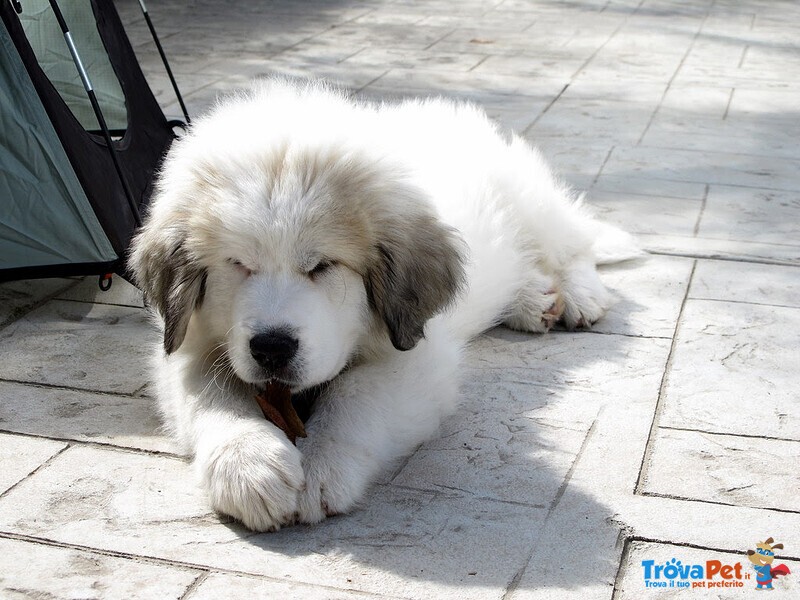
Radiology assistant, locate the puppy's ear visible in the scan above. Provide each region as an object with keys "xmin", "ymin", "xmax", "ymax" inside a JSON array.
[
  {"xmin": 367, "ymin": 213, "xmax": 465, "ymax": 351},
  {"xmin": 129, "ymin": 225, "xmax": 207, "ymax": 354}
]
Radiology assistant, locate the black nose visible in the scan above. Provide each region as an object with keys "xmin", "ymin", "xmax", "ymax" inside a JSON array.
[{"xmin": 249, "ymin": 330, "xmax": 298, "ymax": 372}]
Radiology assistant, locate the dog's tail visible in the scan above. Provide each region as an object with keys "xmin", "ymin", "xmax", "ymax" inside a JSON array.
[
  {"xmin": 568, "ymin": 190, "xmax": 644, "ymax": 265},
  {"xmin": 588, "ymin": 219, "xmax": 645, "ymax": 265}
]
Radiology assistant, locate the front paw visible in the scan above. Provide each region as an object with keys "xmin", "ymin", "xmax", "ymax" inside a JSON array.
[
  {"xmin": 296, "ymin": 442, "xmax": 372, "ymax": 524},
  {"xmin": 200, "ymin": 426, "xmax": 305, "ymax": 532}
]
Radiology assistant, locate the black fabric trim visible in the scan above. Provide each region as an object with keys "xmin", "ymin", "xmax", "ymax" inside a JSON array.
[{"xmin": 0, "ymin": 260, "xmax": 121, "ymax": 283}]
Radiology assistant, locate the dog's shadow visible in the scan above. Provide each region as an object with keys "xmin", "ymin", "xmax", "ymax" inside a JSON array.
[{"xmin": 232, "ymin": 278, "xmax": 652, "ymax": 595}]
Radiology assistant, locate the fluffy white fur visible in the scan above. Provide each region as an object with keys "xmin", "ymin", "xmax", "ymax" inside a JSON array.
[{"xmin": 129, "ymin": 79, "xmax": 639, "ymax": 531}]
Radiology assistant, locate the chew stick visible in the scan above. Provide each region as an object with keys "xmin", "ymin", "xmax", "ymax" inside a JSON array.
[{"xmin": 254, "ymin": 381, "xmax": 307, "ymax": 444}]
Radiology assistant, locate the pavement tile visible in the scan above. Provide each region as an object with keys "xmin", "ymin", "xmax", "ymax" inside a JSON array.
[
  {"xmin": 636, "ymin": 235, "xmax": 800, "ymax": 266},
  {"xmin": 641, "ymin": 427, "xmax": 800, "ymax": 511},
  {"xmin": 391, "ymin": 377, "xmax": 594, "ymax": 506},
  {"xmin": 593, "ymin": 255, "xmax": 693, "ymax": 338},
  {"xmin": 752, "ymin": 3, "xmax": 800, "ymax": 28},
  {"xmin": 587, "ymin": 189, "xmax": 701, "ymax": 238},
  {"xmin": 541, "ymin": 11, "xmax": 627, "ymax": 36},
  {"xmin": 673, "ymin": 71, "xmax": 800, "ymax": 93},
  {"xmin": 0, "ymin": 301, "xmax": 153, "ymax": 395},
  {"xmin": 698, "ymin": 186, "xmax": 800, "ymax": 246},
  {"xmin": 311, "ymin": 22, "xmax": 457, "ymax": 52},
  {"xmin": 0, "ymin": 381, "xmax": 173, "ymax": 454},
  {"xmin": 163, "ymin": 90, "xmax": 224, "ymax": 123},
  {"xmin": 464, "ymin": 327, "xmax": 671, "ymax": 401},
  {"xmin": 500, "ymin": 331, "xmax": 674, "ymax": 599},
  {"xmin": 421, "ymin": 14, "xmax": 537, "ymax": 34},
  {"xmin": 351, "ymin": 9, "xmax": 430, "ymax": 26},
  {"xmin": 484, "ymin": 107, "xmax": 542, "ymax": 138},
  {"xmin": 133, "ymin": 47, "xmax": 229, "ymax": 80},
  {"xmin": 659, "ymin": 85, "xmax": 733, "ymax": 117},
  {"xmin": 427, "ymin": 38, "xmax": 530, "ymax": 58},
  {"xmin": 224, "ymin": 61, "xmax": 387, "ymax": 96},
  {"xmin": 741, "ymin": 48, "xmax": 800, "ymax": 80},
  {"xmin": 727, "ymin": 88, "xmax": 800, "ymax": 122},
  {"xmin": 641, "ymin": 113, "xmax": 799, "ymax": 160},
  {"xmin": 267, "ymin": 41, "xmax": 369, "ymax": 67},
  {"xmin": 660, "ymin": 298, "xmax": 800, "ymax": 440},
  {"xmin": 55, "ymin": 276, "xmax": 144, "ymax": 308},
  {"xmin": 739, "ymin": 53, "xmax": 797, "ymax": 83},
  {"xmin": 701, "ymin": 11, "xmax": 756, "ymax": 36},
  {"xmin": 603, "ymin": 146, "xmax": 800, "ymax": 192},
  {"xmin": 0, "ymin": 433, "xmax": 67, "ymax": 496},
  {"xmin": 560, "ymin": 79, "xmax": 667, "ymax": 105},
  {"xmin": 0, "ymin": 445, "xmax": 546, "ymax": 600},
  {"xmin": 362, "ymin": 68, "xmax": 567, "ymax": 99},
  {"xmin": 615, "ymin": 540, "xmax": 798, "ymax": 598},
  {"xmin": 0, "ymin": 279, "xmax": 78, "ymax": 330},
  {"xmin": 677, "ymin": 41, "xmax": 748, "ymax": 81},
  {"xmin": 394, "ymin": 318, "xmax": 673, "ymax": 515},
  {"xmin": 592, "ymin": 173, "xmax": 707, "ymax": 201},
  {"xmin": 0, "ymin": 537, "xmax": 199, "ymax": 600},
  {"xmin": 603, "ymin": 25, "xmax": 697, "ymax": 52},
  {"xmin": 529, "ymin": 98, "xmax": 656, "ymax": 146},
  {"xmin": 690, "ymin": 260, "xmax": 800, "ymax": 308},
  {"xmin": 506, "ymin": 493, "xmax": 624, "ymax": 600},
  {"xmin": 191, "ymin": 572, "xmax": 394, "ymax": 600},
  {"xmin": 525, "ymin": 138, "xmax": 611, "ymax": 190},
  {"xmin": 475, "ymin": 54, "xmax": 586, "ymax": 80},
  {"xmin": 359, "ymin": 81, "xmax": 556, "ymax": 147},
  {"xmin": 343, "ymin": 48, "xmax": 486, "ymax": 72},
  {"xmin": 575, "ymin": 58, "xmax": 685, "ymax": 84},
  {"xmin": 145, "ymin": 70, "xmax": 227, "ymax": 113},
  {"xmin": 620, "ymin": 495, "xmax": 800, "ymax": 568}
]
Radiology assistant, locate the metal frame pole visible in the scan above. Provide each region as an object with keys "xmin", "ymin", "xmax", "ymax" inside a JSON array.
[
  {"xmin": 137, "ymin": 0, "xmax": 191, "ymax": 125},
  {"xmin": 47, "ymin": 0, "xmax": 142, "ymax": 227}
]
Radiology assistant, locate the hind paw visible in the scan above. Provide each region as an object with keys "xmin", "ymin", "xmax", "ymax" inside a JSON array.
[
  {"xmin": 559, "ymin": 262, "xmax": 614, "ymax": 329},
  {"xmin": 504, "ymin": 286, "xmax": 565, "ymax": 333},
  {"xmin": 541, "ymin": 290, "xmax": 565, "ymax": 329}
]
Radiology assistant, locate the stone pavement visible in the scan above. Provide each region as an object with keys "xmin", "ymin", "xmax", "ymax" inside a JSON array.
[{"xmin": 1, "ymin": 0, "xmax": 799, "ymax": 598}]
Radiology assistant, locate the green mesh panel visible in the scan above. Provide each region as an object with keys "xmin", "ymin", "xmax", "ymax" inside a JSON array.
[
  {"xmin": 19, "ymin": 0, "xmax": 128, "ymax": 132},
  {"xmin": 0, "ymin": 22, "xmax": 117, "ymax": 269}
]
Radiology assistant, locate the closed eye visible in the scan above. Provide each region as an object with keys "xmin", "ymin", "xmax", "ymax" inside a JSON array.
[
  {"xmin": 227, "ymin": 258, "xmax": 253, "ymax": 277},
  {"xmin": 307, "ymin": 259, "xmax": 335, "ymax": 279}
]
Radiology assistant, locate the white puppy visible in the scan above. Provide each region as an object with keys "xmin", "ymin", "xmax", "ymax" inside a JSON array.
[{"xmin": 129, "ymin": 79, "xmax": 638, "ymax": 531}]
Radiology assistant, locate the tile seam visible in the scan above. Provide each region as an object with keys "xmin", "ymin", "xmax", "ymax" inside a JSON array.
[
  {"xmin": 0, "ymin": 429, "xmax": 184, "ymax": 461},
  {"xmin": 0, "ymin": 443, "xmax": 72, "ymax": 501},
  {"xmin": 633, "ymin": 260, "xmax": 697, "ymax": 494},
  {"xmin": 658, "ymin": 425, "xmax": 799, "ymax": 444},
  {"xmin": 639, "ymin": 491, "xmax": 800, "ymax": 515},
  {"xmin": 0, "ymin": 378, "xmax": 145, "ymax": 398}
]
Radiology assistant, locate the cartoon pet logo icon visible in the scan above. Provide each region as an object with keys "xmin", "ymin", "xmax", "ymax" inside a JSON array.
[{"xmin": 747, "ymin": 537, "xmax": 791, "ymax": 590}]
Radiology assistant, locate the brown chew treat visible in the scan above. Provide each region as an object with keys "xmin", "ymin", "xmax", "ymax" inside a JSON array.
[{"xmin": 254, "ymin": 381, "xmax": 307, "ymax": 445}]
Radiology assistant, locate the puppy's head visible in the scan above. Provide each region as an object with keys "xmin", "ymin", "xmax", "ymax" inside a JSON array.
[{"xmin": 129, "ymin": 139, "xmax": 464, "ymax": 392}]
